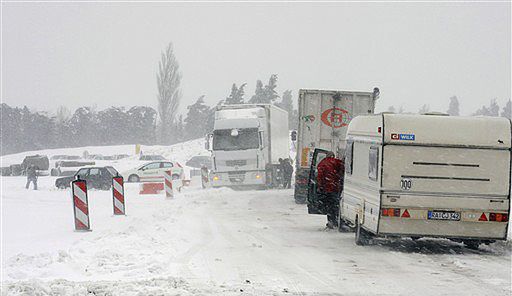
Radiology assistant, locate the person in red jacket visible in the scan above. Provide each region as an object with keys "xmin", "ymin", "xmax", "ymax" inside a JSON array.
[{"xmin": 317, "ymin": 151, "xmax": 345, "ymax": 229}]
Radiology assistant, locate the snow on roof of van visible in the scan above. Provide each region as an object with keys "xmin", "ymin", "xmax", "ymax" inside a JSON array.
[{"xmin": 348, "ymin": 114, "xmax": 511, "ymax": 149}]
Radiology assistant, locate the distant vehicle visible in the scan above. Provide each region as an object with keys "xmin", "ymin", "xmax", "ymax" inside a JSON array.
[
  {"xmin": 90, "ymin": 154, "xmax": 104, "ymax": 160},
  {"xmin": 10, "ymin": 164, "xmax": 22, "ymax": 176},
  {"xmin": 102, "ymin": 155, "xmax": 117, "ymax": 160},
  {"xmin": 50, "ymin": 155, "xmax": 81, "ymax": 160},
  {"xmin": 122, "ymin": 161, "xmax": 183, "ymax": 183},
  {"xmin": 21, "ymin": 155, "xmax": 50, "ymax": 174},
  {"xmin": 114, "ymin": 154, "xmax": 130, "ymax": 160},
  {"xmin": 55, "ymin": 166, "xmax": 119, "ymax": 190},
  {"xmin": 307, "ymin": 114, "xmax": 511, "ymax": 249},
  {"xmin": 1, "ymin": 167, "xmax": 11, "ymax": 176},
  {"xmin": 52, "ymin": 160, "xmax": 96, "ymax": 176},
  {"xmin": 54, "ymin": 160, "xmax": 95, "ymax": 168},
  {"xmin": 185, "ymin": 155, "xmax": 212, "ymax": 169},
  {"xmin": 294, "ymin": 88, "xmax": 379, "ymax": 203},
  {"xmin": 139, "ymin": 155, "xmax": 166, "ymax": 161},
  {"xmin": 206, "ymin": 104, "xmax": 290, "ymax": 189}
]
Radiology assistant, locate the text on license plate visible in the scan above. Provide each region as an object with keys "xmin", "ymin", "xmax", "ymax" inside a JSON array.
[{"xmin": 428, "ymin": 211, "xmax": 461, "ymax": 221}]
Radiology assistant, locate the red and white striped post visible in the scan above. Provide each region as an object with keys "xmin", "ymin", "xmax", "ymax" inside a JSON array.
[
  {"xmin": 72, "ymin": 178, "xmax": 91, "ymax": 231},
  {"xmin": 112, "ymin": 175, "xmax": 126, "ymax": 215},
  {"xmin": 163, "ymin": 170, "xmax": 173, "ymax": 198}
]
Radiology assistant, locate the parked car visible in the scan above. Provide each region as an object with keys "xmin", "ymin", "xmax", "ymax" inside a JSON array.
[
  {"xmin": 185, "ymin": 155, "xmax": 212, "ymax": 169},
  {"xmin": 122, "ymin": 161, "xmax": 183, "ymax": 182},
  {"xmin": 139, "ymin": 155, "xmax": 166, "ymax": 161},
  {"xmin": 55, "ymin": 166, "xmax": 119, "ymax": 190}
]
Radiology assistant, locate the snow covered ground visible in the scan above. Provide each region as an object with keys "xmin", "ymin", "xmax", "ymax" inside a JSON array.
[{"xmin": 1, "ymin": 140, "xmax": 511, "ymax": 295}]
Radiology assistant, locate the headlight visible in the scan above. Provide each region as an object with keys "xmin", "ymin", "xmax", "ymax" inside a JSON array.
[
  {"xmin": 213, "ymin": 175, "xmax": 220, "ymax": 181},
  {"xmin": 255, "ymin": 174, "xmax": 261, "ymax": 179}
]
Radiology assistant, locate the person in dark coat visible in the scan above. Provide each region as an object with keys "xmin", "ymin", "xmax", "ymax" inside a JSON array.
[
  {"xmin": 25, "ymin": 164, "xmax": 38, "ymax": 190},
  {"xmin": 317, "ymin": 151, "xmax": 344, "ymax": 228},
  {"xmin": 282, "ymin": 158, "xmax": 294, "ymax": 189},
  {"xmin": 278, "ymin": 158, "xmax": 285, "ymax": 187}
]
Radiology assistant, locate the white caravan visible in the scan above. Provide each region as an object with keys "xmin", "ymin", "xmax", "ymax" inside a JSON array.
[
  {"xmin": 308, "ymin": 113, "xmax": 511, "ymax": 248},
  {"xmin": 206, "ymin": 104, "xmax": 290, "ymax": 189}
]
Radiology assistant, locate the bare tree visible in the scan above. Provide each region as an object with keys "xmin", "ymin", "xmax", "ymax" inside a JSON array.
[{"xmin": 157, "ymin": 42, "xmax": 182, "ymax": 144}]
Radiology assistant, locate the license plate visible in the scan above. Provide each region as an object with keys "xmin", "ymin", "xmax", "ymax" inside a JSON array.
[{"xmin": 428, "ymin": 211, "xmax": 461, "ymax": 221}]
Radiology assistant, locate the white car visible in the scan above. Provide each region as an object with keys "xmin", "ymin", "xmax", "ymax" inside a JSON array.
[{"xmin": 123, "ymin": 161, "xmax": 183, "ymax": 183}]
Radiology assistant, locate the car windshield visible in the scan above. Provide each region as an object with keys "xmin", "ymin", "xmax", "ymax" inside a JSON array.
[{"xmin": 212, "ymin": 128, "xmax": 259, "ymax": 151}]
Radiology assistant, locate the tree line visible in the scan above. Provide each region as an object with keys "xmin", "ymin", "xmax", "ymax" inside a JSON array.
[
  {"xmin": 387, "ymin": 96, "xmax": 511, "ymax": 118},
  {"xmin": 0, "ymin": 73, "xmax": 297, "ymax": 155}
]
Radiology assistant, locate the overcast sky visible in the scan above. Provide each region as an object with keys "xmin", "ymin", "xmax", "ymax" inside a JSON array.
[{"xmin": 2, "ymin": 2, "xmax": 510, "ymax": 116}]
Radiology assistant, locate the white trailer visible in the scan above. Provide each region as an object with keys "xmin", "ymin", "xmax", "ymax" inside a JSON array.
[
  {"xmin": 294, "ymin": 88, "xmax": 379, "ymax": 203},
  {"xmin": 206, "ymin": 104, "xmax": 290, "ymax": 189},
  {"xmin": 308, "ymin": 113, "xmax": 511, "ymax": 248}
]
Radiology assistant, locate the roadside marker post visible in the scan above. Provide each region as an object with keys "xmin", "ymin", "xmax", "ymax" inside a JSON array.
[
  {"xmin": 72, "ymin": 177, "xmax": 91, "ymax": 231},
  {"xmin": 112, "ymin": 175, "xmax": 126, "ymax": 215},
  {"xmin": 163, "ymin": 170, "xmax": 174, "ymax": 199}
]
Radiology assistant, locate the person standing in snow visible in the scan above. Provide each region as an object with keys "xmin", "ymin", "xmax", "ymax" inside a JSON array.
[
  {"xmin": 278, "ymin": 158, "xmax": 285, "ymax": 188},
  {"xmin": 316, "ymin": 151, "xmax": 344, "ymax": 229},
  {"xmin": 282, "ymin": 158, "xmax": 293, "ymax": 189},
  {"xmin": 25, "ymin": 164, "xmax": 38, "ymax": 190}
]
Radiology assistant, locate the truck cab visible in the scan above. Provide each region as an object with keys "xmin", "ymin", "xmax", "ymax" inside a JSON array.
[{"xmin": 206, "ymin": 104, "xmax": 289, "ymax": 189}]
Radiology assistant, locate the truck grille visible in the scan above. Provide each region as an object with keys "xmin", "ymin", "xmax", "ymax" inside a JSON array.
[
  {"xmin": 225, "ymin": 160, "xmax": 247, "ymax": 167},
  {"xmin": 228, "ymin": 171, "xmax": 246, "ymax": 183}
]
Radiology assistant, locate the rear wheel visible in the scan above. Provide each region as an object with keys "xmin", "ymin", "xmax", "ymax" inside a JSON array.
[
  {"xmin": 128, "ymin": 174, "xmax": 139, "ymax": 182},
  {"xmin": 355, "ymin": 217, "xmax": 371, "ymax": 246}
]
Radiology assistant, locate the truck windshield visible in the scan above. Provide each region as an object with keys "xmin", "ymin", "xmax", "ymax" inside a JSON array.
[{"xmin": 213, "ymin": 128, "xmax": 259, "ymax": 151}]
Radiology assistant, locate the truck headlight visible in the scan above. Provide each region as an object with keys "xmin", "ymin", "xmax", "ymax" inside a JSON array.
[
  {"xmin": 213, "ymin": 175, "xmax": 220, "ymax": 181},
  {"xmin": 255, "ymin": 174, "xmax": 261, "ymax": 179}
]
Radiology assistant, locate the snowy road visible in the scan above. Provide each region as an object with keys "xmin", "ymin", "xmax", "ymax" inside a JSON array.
[{"xmin": 1, "ymin": 177, "xmax": 511, "ymax": 295}]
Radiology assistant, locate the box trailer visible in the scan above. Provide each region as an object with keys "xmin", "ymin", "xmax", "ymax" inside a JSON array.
[
  {"xmin": 206, "ymin": 104, "xmax": 290, "ymax": 189},
  {"xmin": 308, "ymin": 113, "xmax": 511, "ymax": 248},
  {"xmin": 294, "ymin": 88, "xmax": 379, "ymax": 203}
]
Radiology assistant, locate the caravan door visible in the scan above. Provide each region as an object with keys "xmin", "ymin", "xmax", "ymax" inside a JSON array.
[{"xmin": 307, "ymin": 148, "xmax": 329, "ymax": 214}]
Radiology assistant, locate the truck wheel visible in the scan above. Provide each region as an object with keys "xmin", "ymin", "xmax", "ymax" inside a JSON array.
[
  {"xmin": 355, "ymin": 217, "xmax": 370, "ymax": 246},
  {"xmin": 463, "ymin": 240, "xmax": 481, "ymax": 250},
  {"xmin": 128, "ymin": 174, "xmax": 139, "ymax": 182}
]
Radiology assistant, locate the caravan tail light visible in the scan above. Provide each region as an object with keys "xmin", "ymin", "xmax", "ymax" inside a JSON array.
[
  {"xmin": 381, "ymin": 208, "xmax": 401, "ymax": 217},
  {"xmin": 489, "ymin": 213, "xmax": 509, "ymax": 222},
  {"xmin": 401, "ymin": 209, "xmax": 410, "ymax": 218},
  {"xmin": 478, "ymin": 213, "xmax": 488, "ymax": 221}
]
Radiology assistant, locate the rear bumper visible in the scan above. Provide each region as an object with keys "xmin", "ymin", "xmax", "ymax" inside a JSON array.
[
  {"xmin": 210, "ymin": 170, "xmax": 266, "ymax": 187},
  {"xmin": 378, "ymin": 218, "xmax": 508, "ymax": 240}
]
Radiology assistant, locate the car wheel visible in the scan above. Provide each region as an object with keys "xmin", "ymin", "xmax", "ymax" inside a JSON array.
[
  {"xmin": 128, "ymin": 174, "xmax": 140, "ymax": 182},
  {"xmin": 355, "ymin": 216, "xmax": 371, "ymax": 246}
]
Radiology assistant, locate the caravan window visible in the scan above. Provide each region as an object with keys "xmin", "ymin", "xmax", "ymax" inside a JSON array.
[
  {"xmin": 345, "ymin": 141, "xmax": 354, "ymax": 175},
  {"xmin": 368, "ymin": 146, "xmax": 379, "ymax": 181}
]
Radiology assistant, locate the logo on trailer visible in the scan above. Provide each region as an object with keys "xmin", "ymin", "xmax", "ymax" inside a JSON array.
[
  {"xmin": 321, "ymin": 107, "xmax": 351, "ymax": 128},
  {"xmin": 391, "ymin": 133, "xmax": 415, "ymax": 141}
]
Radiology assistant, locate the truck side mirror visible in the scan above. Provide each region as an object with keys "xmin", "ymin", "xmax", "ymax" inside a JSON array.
[
  {"xmin": 259, "ymin": 131, "xmax": 264, "ymax": 149},
  {"xmin": 205, "ymin": 134, "xmax": 213, "ymax": 151}
]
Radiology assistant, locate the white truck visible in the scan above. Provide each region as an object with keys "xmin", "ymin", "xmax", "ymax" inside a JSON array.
[
  {"xmin": 206, "ymin": 104, "xmax": 290, "ymax": 189},
  {"xmin": 294, "ymin": 88, "xmax": 379, "ymax": 203}
]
